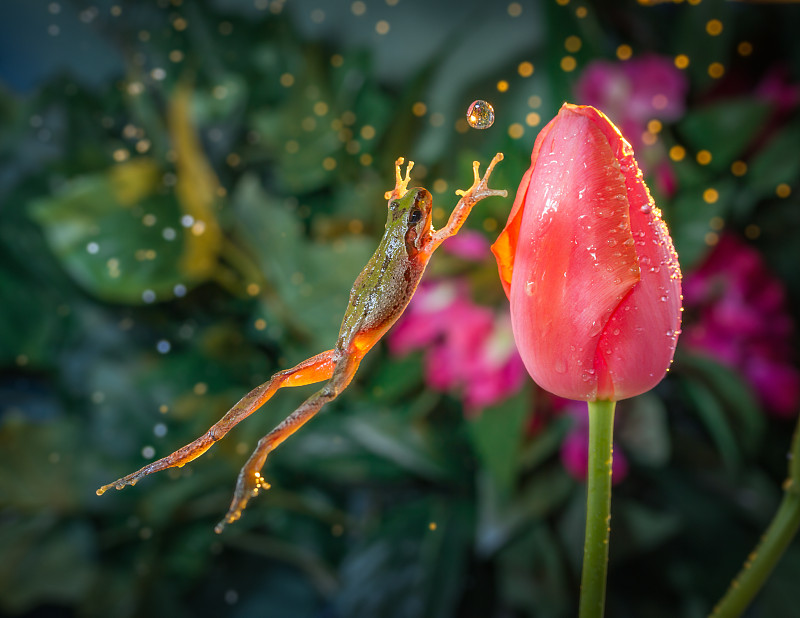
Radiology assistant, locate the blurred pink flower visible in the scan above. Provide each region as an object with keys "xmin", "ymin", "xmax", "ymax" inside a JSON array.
[
  {"xmin": 442, "ymin": 229, "xmax": 491, "ymax": 261},
  {"xmin": 575, "ymin": 55, "xmax": 688, "ymax": 196},
  {"xmin": 388, "ymin": 280, "xmax": 526, "ymax": 415},
  {"xmin": 575, "ymin": 55, "xmax": 688, "ymax": 132},
  {"xmin": 556, "ymin": 399, "xmax": 629, "ymax": 484},
  {"xmin": 684, "ymin": 234, "xmax": 800, "ymax": 417},
  {"xmin": 756, "ymin": 66, "xmax": 800, "ymax": 116}
]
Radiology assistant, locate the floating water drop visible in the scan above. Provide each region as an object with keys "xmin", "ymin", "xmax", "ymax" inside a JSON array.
[{"xmin": 466, "ymin": 100, "xmax": 495, "ymax": 129}]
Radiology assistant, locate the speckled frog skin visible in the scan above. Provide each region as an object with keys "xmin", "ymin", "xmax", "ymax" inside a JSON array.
[
  {"xmin": 336, "ymin": 186, "xmax": 433, "ymax": 352},
  {"xmin": 98, "ymin": 154, "xmax": 507, "ymax": 532}
]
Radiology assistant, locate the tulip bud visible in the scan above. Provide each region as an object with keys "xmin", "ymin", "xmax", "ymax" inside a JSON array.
[{"xmin": 492, "ymin": 103, "xmax": 682, "ymax": 401}]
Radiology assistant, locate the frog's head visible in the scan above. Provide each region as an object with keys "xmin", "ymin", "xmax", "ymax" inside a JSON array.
[{"xmin": 388, "ymin": 187, "xmax": 433, "ymax": 256}]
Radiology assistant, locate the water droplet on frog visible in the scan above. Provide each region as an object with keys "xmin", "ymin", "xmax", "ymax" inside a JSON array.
[{"xmin": 466, "ymin": 100, "xmax": 495, "ymax": 129}]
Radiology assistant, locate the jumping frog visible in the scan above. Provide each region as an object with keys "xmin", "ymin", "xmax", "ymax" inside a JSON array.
[{"xmin": 98, "ymin": 153, "xmax": 507, "ymax": 532}]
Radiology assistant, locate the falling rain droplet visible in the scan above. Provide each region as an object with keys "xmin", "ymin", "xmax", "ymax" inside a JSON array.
[{"xmin": 466, "ymin": 100, "xmax": 495, "ymax": 129}]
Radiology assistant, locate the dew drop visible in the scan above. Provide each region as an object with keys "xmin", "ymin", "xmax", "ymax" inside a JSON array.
[
  {"xmin": 640, "ymin": 203, "xmax": 652, "ymax": 214},
  {"xmin": 466, "ymin": 99, "xmax": 495, "ymax": 129},
  {"xmin": 554, "ymin": 357, "xmax": 567, "ymax": 374}
]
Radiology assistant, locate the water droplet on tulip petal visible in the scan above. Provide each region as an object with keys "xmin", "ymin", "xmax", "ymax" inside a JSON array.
[
  {"xmin": 588, "ymin": 320, "xmax": 603, "ymax": 337},
  {"xmin": 466, "ymin": 100, "xmax": 495, "ymax": 129},
  {"xmin": 640, "ymin": 204, "xmax": 652, "ymax": 214},
  {"xmin": 554, "ymin": 358, "xmax": 567, "ymax": 374}
]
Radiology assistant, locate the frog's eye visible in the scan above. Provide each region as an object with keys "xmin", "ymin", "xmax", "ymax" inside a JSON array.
[{"xmin": 408, "ymin": 209, "xmax": 422, "ymax": 225}]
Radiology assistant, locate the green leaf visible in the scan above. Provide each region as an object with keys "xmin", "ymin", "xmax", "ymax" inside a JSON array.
[
  {"xmin": 613, "ymin": 499, "xmax": 681, "ymax": 561},
  {"xmin": 746, "ymin": 117, "xmax": 800, "ymax": 199},
  {"xmin": 0, "ymin": 249, "xmax": 61, "ymax": 365},
  {"xmin": 476, "ymin": 466, "xmax": 574, "ymax": 556},
  {"xmin": 344, "ymin": 408, "xmax": 450, "ymax": 482},
  {"xmin": 28, "ymin": 162, "xmax": 193, "ymax": 304},
  {"xmin": 682, "ymin": 376, "xmax": 741, "ymax": 471},
  {"xmin": 230, "ymin": 173, "xmax": 374, "ymax": 351},
  {"xmin": 0, "ymin": 514, "xmax": 95, "ymax": 613},
  {"xmin": 335, "ymin": 497, "xmax": 472, "ymax": 618},
  {"xmin": 497, "ymin": 524, "xmax": 571, "ymax": 617},
  {"xmin": 365, "ymin": 352, "xmax": 426, "ymax": 404},
  {"xmin": 678, "ymin": 353, "xmax": 765, "ymax": 456},
  {"xmin": 618, "ymin": 392, "xmax": 672, "ymax": 468},
  {"xmin": 519, "ymin": 415, "xmax": 572, "ymax": 472},
  {"xmin": 467, "ymin": 386, "xmax": 533, "ymax": 498},
  {"xmin": 677, "ymin": 99, "xmax": 771, "ymax": 171},
  {"xmin": 668, "ymin": 179, "xmax": 728, "ymax": 269}
]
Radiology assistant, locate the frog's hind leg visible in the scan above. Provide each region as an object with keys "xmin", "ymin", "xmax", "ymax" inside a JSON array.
[
  {"xmin": 216, "ymin": 351, "xmax": 363, "ymax": 532},
  {"xmin": 96, "ymin": 349, "xmax": 339, "ymax": 496}
]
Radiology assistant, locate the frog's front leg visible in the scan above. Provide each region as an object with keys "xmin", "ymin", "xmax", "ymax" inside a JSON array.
[
  {"xmin": 216, "ymin": 349, "xmax": 364, "ymax": 532},
  {"xmin": 428, "ymin": 152, "xmax": 507, "ymax": 251},
  {"xmin": 96, "ymin": 349, "xmax": 338, "ymax": 496}
]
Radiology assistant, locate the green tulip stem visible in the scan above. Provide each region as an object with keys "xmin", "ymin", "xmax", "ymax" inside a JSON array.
[
  {"xmin": 710, "ymin": 415, "xmax": 800, "ymax": 618},
  {"xmin": 579, "ymin": 399, "xmax": 616, "ymax": 618}
]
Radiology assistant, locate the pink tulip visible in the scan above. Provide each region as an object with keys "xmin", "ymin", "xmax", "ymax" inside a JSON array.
[{"xmin": 491, "ymin": 103, "xmax": 682, "ymax": 402}]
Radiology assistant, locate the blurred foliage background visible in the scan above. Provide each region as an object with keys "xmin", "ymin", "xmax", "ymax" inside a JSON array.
[{"xmin": 1, "ymin": 0, "xmax": 800, "ymax": 616}]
